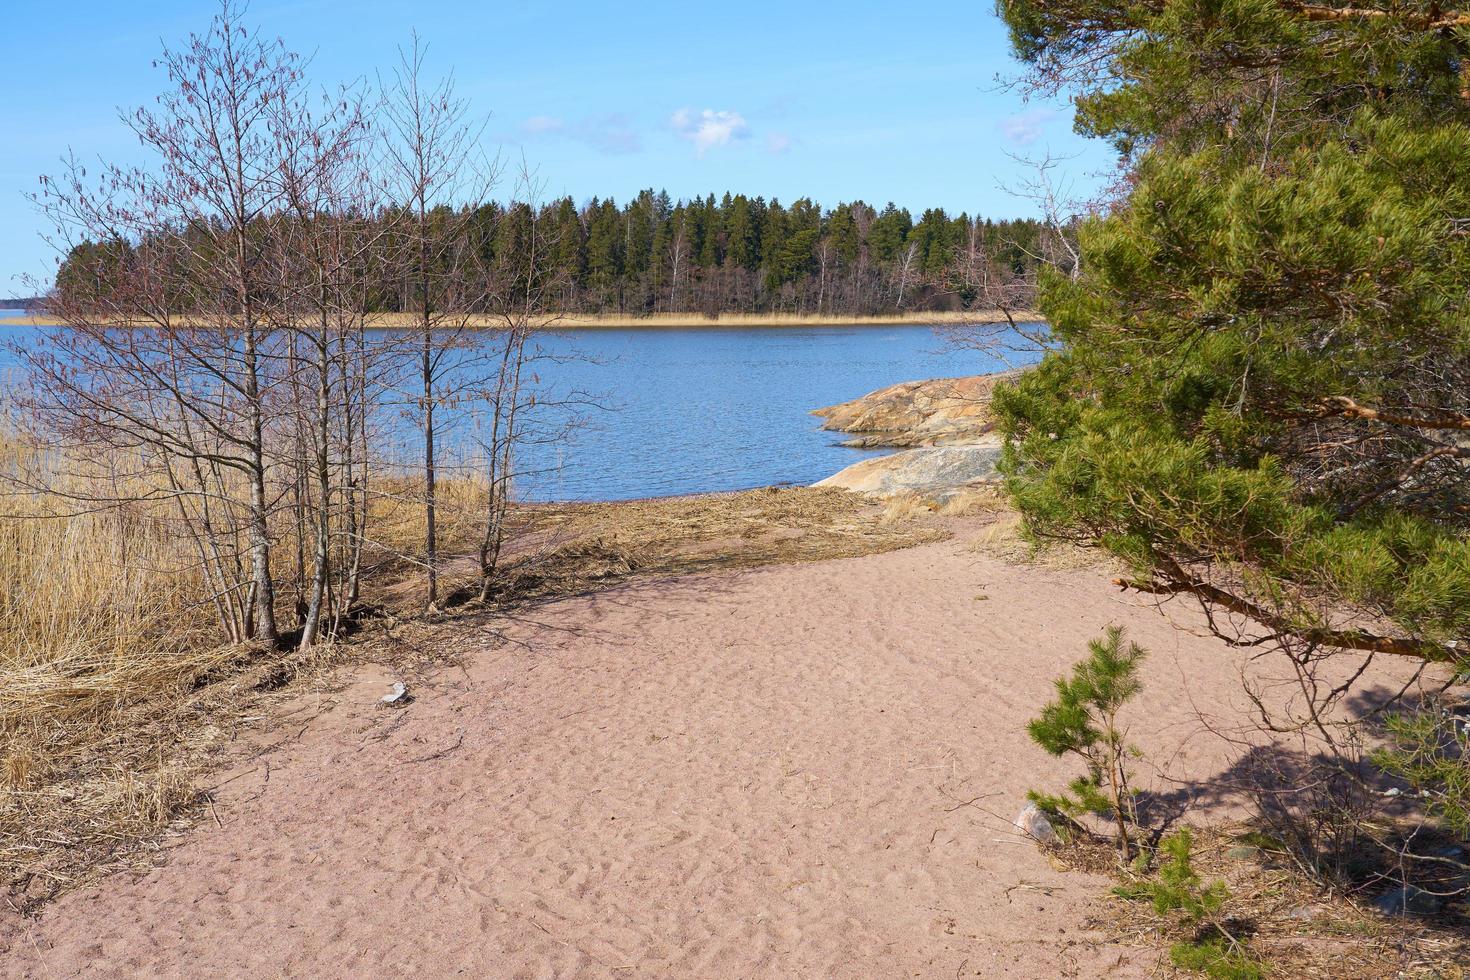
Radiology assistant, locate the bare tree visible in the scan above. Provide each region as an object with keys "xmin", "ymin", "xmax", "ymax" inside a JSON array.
[
  {"xmin": 28, "ymin": 1, "xmax": 310, "ymax": 646},
  {"xmin": 667, "ymin": 212, "xmax": 689, "ymax": 313},
  {"xmin": 894, "ymin": 241, "xmax": 919, "ymax": 308},
  {"xmin": 942, "ymin": 152, "xmax": 1088, "ymax": 368},
  {"xmin": 1002, "ymin": 151, "xmax": 1083, "ymax": 282},
  {"xmin": 269, "ymin": 72, "xmax": 389, "ymax": 645},
  {"xmin": 474, "ymin": 173, "xmax": 549, "ymax": 599},
  {"xmin": 378, "ymin": 34, "xmax": 498, "ymax": 612}
]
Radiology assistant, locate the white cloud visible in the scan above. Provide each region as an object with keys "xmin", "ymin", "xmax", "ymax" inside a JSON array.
[
  {"xmin": 519, "ymin": 114, "xmax": 641, "ymax": 154},
  {"xmin": 671, "ymin": 108, "xmax": 750, "ymax": 156},
  {"xmin": 521, "ymin": 115, "xmax": 564, "ymax": 135},
  {"xmin": 765, "ymin": 132, "xmax": 792, "ymax": 155},
  {"xmin": 1000, "ymin": 108, "xmax": 1057, "ymax": 147}
]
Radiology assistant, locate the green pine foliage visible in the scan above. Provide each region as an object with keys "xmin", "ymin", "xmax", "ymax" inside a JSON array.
[
  {"xmin": 1167, "ymin": 937, "xmax": 1264, "ymax": 980},
  {"xmin": 1027, "ymin": 626, "xmax": 1146, "ymax": 851},
  {"xmin": 994, "ymin": 1, "xmax": 1470, "ymax": 665},
  {"xmin": 997, "ymin": 0, "xmax": 1470, "ymax": 870},
  {"xmin": 1116, "ymin": 830, "xmax": 1263, "ymax": 980},
  {"xmin": 56, "ymin": 192, "xmax": 1051, "ymax": 318},
  {"xmin": 1373, "ymin": 705, "xmax": 1470, "ymax": 837},
  {"xmin": 1142, "ymin": 830, "xmax": 1231, "ymax": 921}
]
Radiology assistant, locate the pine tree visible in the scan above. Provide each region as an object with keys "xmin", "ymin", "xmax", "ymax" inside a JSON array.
[
  {"xmin": 584, "ymin": 197, "xmax": 624, "ymax": 311},
  {"xmin": 995, "ymin": 0, "xmax": 1470, "ymax": 668},
  {"xmin": 56, "ymin": 187, "xmax": 1056, "ymax": 317},
  {"xmin": 724, "ymin": 193, "xmax": 757, "ymax": 270},
  {"xmin": 827, "ymin": 203, "xmax": 861, "ymax": 265},
  {"xmin": 549, "ymin": 197, "xmax": 586, "ymax": 307},
  {"xmin": 868, "ymin": 202, "xmax": 911, "ymax": 264},
  {"xmin": 1027, "ymin": 626, "xmax": 1146, "ymax": 855}
]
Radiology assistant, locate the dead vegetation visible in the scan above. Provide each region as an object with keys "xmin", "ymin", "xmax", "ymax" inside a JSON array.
[
  {"xmin": 1045, "ymin": 826, "xmax": 1470, "ymax": 978},
  {"xmin": 872, "ymin": 484, "xmax": 1012, "ymax": 526},
  {"xmin": 966, "ymin": 504, "xmax": 1121, "ymax": 572},
  {"xmin": 3, "ymin": 643, "xmax": 343, "ymax": 911},
  {"xmin": 423, "ymin": 485, "xmax": 949, "ymax": 609}
]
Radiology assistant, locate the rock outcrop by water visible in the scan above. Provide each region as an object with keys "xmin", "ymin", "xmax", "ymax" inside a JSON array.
[
  {"xmin": 813, "ymin": 373, "xmax": 1012, "ymax": 499},
  {"xmin": 814, "ymin": 443, "xmax": 1003, "ymax": 500},
  {"xmin": 811, "ymin": 373, "xmax": 1014, "ymax": 448}
]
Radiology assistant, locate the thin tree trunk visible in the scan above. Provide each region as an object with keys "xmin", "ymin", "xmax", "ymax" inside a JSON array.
[{"xmin": 300, "ymin": 306, "xmax": 333, "ymax": 646}]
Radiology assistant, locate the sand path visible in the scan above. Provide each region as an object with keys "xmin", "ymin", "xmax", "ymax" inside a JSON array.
[{"xmin": 4, "ymin": 527, "xmax": 1413, "ymax": 978}]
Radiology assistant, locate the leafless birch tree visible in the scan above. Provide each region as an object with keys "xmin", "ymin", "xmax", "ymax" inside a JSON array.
[{"xmin": 378, "ymin": 34, "xmax": 499, "ymax": 612}]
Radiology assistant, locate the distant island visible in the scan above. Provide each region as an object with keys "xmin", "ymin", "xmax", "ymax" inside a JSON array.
[{"xmin": 52, "ymin": 192, "xmax": 1052, "ymax": 321}]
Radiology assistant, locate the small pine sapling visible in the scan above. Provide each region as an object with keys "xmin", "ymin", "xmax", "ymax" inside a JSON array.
[
  {"xmin": 1117, "ymin": 830, "xmax": 1261, "ymax": 980},
  {"xmin": 1373, "ymin": 701, "xmax": 1470, "ymax": 839},
  {"xmin": 1027, "ymin": 625, "xmax": 1145, "ymax": 856}
]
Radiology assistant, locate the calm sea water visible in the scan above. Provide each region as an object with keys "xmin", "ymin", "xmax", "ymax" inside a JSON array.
[{"xmin": 0, "ymin": 311, "xmax": 1023, "ymax": 502}]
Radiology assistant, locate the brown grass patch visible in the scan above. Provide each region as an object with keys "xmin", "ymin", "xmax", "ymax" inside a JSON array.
[
  {"xmin": 3, "ymin": 643, "xmax": 323, "ymax": 909},
  {"xmin": 0, "ymin": 310, "xmax": 1044, "ymax": 330},
  {"xmin": 432, "ymin": 486, "xmax": 949, "ymax": 608},
  {"xmin": 966, "ymin": 507, "xmax": 1118, "ymax": 573},
  {"xmin": 1047, "ymin": 827, "xmax": 1470, "ymax": 978}
]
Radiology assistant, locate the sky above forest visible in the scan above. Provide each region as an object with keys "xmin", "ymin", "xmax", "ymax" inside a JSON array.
[{"xmin": 0, "ymin": 0, "xmax": 1117, "ymax": 294}]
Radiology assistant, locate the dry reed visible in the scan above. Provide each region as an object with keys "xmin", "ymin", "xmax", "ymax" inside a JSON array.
[
  {"xmin": 0, "ymin": 435, "xmax": 240, "ymax": 906},
  {"xmin": 0, "ymin": 310, "xmax": 1045, "ymax": 331}
]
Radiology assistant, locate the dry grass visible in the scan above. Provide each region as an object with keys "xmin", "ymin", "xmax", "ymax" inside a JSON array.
[
  {"xmin": 879, "ymin": 493, "xmax": 940, "ymax": 524},
  {"xmin": 0, "ymin": 448, "xmax": 213, "ymax": 735},
  {"xmin": 414, "ymin": 485, "xmax": 950, "ymax": 609},
  {"xmin": 966, "ymin": 507, "xmax": 1120, "ymax": 573},
  {"xmin": 0, "ymin": 445, "xmax": 213, "ymax": 737},
  {"xmin": 359, "ymin": 471, "xmax": 492, "ymax": 571},
  {"xmin": 1050, "ymin": 827, "xmax": 1470, "ymax": 978},
  {"xmin": 5, "ymin": 646, "xmax": 278, "ymax": 906},
  {"xmin": 875, "ymin": 485, "xmax": 1011, "ymax": 526},
  {"xmin": 0, "ymin": 435, "xmax": 251, "ymax": 907},
  {"xmin": 0, "ymin": 310, "xmax": 1044, "ymax": 330}
]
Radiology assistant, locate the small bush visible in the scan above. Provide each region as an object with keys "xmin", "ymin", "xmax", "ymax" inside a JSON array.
[
  {"xmin": 1027, "ymin": 625, "xmax": 1146, "ymax": 855},
  {"xmin": 1117, "ymin": 830, "xmax": 1263, "ymax": 980},
  {"xmin": 1373, "ymin": 698, "xmax": 1470, "ymax": 838},
  {"xmin": 1168, "ymin": 937, "xmax": 1263, "ymax": 980}
]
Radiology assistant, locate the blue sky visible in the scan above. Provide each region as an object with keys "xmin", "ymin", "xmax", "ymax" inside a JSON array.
[{"xmin": 1, "ymin": 0, "xmax": 1116, "ymax": 294}]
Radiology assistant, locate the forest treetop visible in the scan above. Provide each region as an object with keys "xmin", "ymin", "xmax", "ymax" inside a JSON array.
[{"xmin": 55, "ymin": 191, "xmax": 1059, "ymax": 318}]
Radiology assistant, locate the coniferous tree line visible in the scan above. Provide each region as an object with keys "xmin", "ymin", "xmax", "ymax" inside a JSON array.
[{"xmin": 56, "ymin": 193, "xmax": 1058, "ymax": 317}]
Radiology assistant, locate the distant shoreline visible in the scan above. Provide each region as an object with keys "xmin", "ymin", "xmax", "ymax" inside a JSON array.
[{"xmin": 0, "ymin": 309, "xmax": 1044, "ymax": 330}]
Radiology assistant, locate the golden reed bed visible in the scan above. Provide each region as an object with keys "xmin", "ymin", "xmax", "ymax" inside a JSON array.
[{"xmin": 0, "ymin": 309, "xmax": 1043, "ymax": 330}]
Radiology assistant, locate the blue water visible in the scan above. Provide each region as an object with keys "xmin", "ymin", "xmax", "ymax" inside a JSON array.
[{"xmin": 0, "ymin": 312, "xmax": 1024, "ymax": 502}]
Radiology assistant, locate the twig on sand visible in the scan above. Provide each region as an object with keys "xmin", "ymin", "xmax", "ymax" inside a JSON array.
[
  {"xmin": 943, "ymin": 793, "xmax": 1000, "ymax": 813},
  {"xmin": 1004, "ymin": 880, "xmax": 1061, "ymax": 902},
  {"xmin": 363, "ymin": 710, "xmax": 412, "ymax": 744},
  {"xmin": 405, "ymin": 730, "xmax": 465, "ymax": 764}
]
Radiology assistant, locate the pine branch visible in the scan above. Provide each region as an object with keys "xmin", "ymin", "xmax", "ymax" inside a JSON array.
[
  {"xmin": 1285, "ymin": 3, "xmax": 1470, "ymax": 30},
  {"xmin": 1114, "ymin": 558, "xmax": 1463, "ymax": 664},
  {"xmin": 1320, "ymin": 395, "xmax": 1470, "ymax": 431}
]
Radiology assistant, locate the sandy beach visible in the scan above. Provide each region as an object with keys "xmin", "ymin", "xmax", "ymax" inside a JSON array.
[{"xmin": 1, "ymin": 513, "xmax": 1430, "ymax": 978}]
